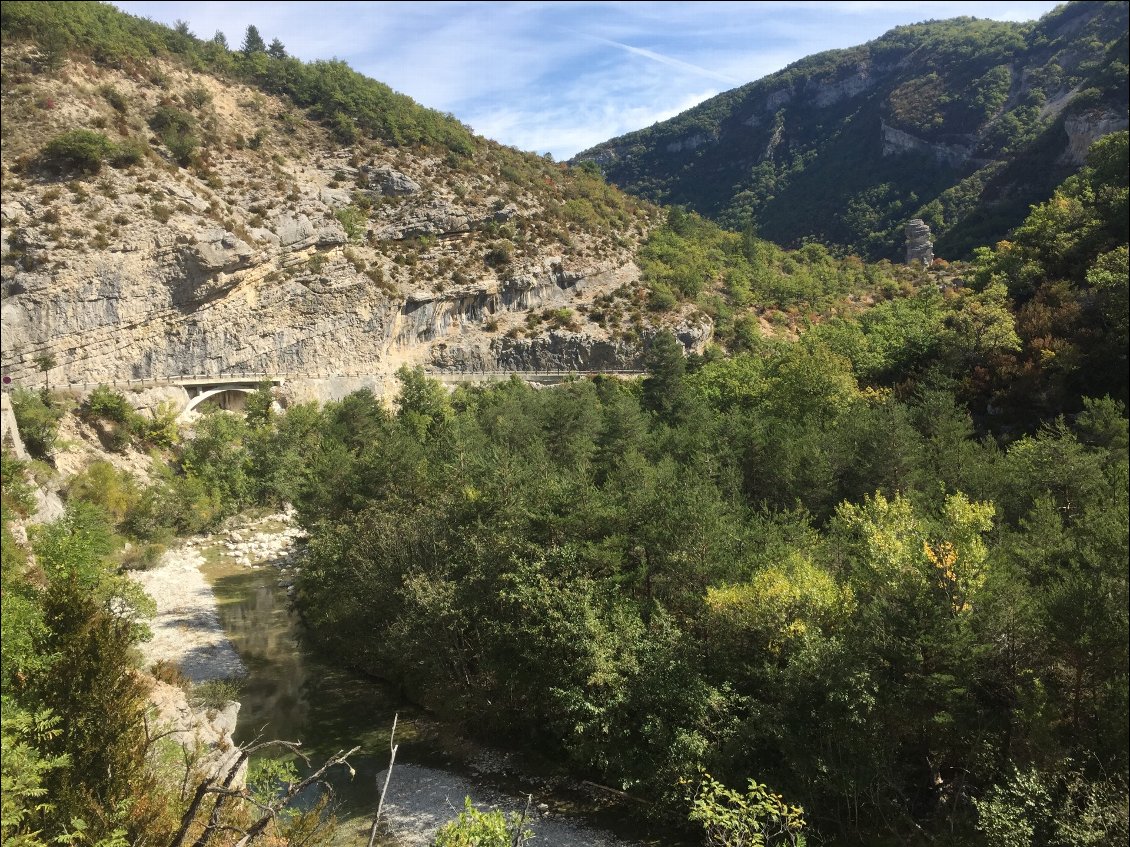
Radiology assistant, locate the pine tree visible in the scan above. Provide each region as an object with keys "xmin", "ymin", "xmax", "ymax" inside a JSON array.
[
  {"xmin": 267, "ymin": 37, "xmax": 287, "ymax": 59},
  {"xmin": 241, "ymin": 24, "xmax": 266, "ymax": 55}
]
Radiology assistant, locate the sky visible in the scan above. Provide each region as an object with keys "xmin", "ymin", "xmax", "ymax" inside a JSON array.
[{"xmin": 113, "ymin": 1, "xmax": 1064, "ymax": 160}]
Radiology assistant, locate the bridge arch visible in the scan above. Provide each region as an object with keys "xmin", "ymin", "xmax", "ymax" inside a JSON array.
[{"xmin": 182, "ymin": 386, "xmax": 256, "ymax": 416}]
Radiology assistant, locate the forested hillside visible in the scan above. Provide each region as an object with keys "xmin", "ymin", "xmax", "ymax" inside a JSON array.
[
  {"xmin": 576, "ymin": 1, "xmax": 1129, "ymax": 261},
  {"xmin": 289, "ymin": 132, "xmax": 1128, "ymax": 845}
]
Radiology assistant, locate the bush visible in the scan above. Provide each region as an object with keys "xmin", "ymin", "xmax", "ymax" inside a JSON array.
[
  {"xmin": 151, "ymin": 659, "xmax": 190, "ymax": 690},
  {"xmin": 10, "ymin": 388, "xmax": 63, "ymax": 458},
  {"xmin": 99, "ymin": 84, "xmax": 128, "ymax": 113},
  {"xmin": 484, "ymin": 244, "xmax": 512, "ymax": 268},
  {"xmin": 83, "ymin": 385, "xmax": 133, "ymax": 424},
  {"xmin": 334, "ymin": 205, "xmax": 366, "ymax": 242},
  {"xmin": 0, "ymin": 451, "xmax": 37, "ymax": 515},
  {"xmin": 190, "ymin": 678, "xmax": 243, "ymax": 710},
  {"xmin": 41, "ymin": 130, "xmax": 115, "ymax": 173},
  {"xmin": 118, "ymin": 542, "xmax": 166, "ymax": 571},
  {"xmin": 109, "ymin": 138, "xmax": 147, "ymax": 167},
  {"xmin": 433, "ymin": 797, "xmax": 532, "ymax": 847},
  {"xmin": 66, "ymin": 460, "xmax": 137, "ymax": 524},
  {"xmin": 149, "ymin": 106, "xmax": 198, "ymax": 166}
]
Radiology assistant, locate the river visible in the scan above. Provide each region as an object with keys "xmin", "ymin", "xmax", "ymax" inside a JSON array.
[{"xmin": 199, "ymin": 532, "xmax": 688, "ymax": 847}]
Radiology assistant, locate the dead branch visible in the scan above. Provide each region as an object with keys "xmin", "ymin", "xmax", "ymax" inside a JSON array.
[{"xmin": 368, "ymin": 713, "xmax": 399, "ymax": 847}]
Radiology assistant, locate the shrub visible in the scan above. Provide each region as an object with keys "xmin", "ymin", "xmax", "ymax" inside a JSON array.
[
  {"xmin": 191, "ymin": 678, "xmax": 243, "ymax": 710},
  {"xmin": 151, "ymin": 659, "xmax": 190, "ymax": 690},
  {"xmin": 149, "ymin": 106, "xmax": 198, "ymax": 166},
  {"xmin": 119, "ymin": 542, "xmax": 166, "ymax": 572},
  {"xmin": 66, "ymin": 460, "xmax": 138, "ymax": 524},
  {"xmin": 648, "ymin": 282, "xmax": 678, "ymax": 311},
  {"xmin": 10, "ymin": 388, "xmax": 63, "ymax": 458},
  {"xmin": 484, "ymin": 243, "xmax": 512, "ymax": 268},
  {"xmin": 41, "ymin": 130, "xmax": 115, "ymax": 173},
  {"xmin": 434, "ymin": 797, "xmax": 532, "ymax": 847},
  {"xmin": 83, "ymin": 385, "xmax": 133, "ymax": 424},
  {"xmin": 183, "ymin": 85, "xmax": 212, "ymax": 109},
  {"xmin": 334, "ymin": 205, "xmax": 366, "ymax": 242},
  {"xmin": 99, "ymin": 84, "xmax": 128, "ymax": 113},
  {"xmin": 109, "ymin": 138, "xmax": 147, "ymax": 167}
]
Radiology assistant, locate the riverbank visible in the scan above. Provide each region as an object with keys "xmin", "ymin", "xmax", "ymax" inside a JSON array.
[{"xmin": 129, "ymin": 541, "xmax": 246, "ymax": 683}]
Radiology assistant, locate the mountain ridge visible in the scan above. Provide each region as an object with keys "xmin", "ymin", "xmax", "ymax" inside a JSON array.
[{"xmin": 574, "ymin": 1, "xmax": 1129, "ymax": 260}]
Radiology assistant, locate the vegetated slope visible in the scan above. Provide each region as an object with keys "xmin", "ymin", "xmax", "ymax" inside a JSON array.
[
  {"xmin": 575, "ymin": 1, "xmax": 1129, "ymax": 261},
  {"xmin": 292, "ymin": 134, "xmax": 1129, "ymax": 846},
  {"xmin": 0, "ymin": 1, "xmax": 674, "ymax": 395}
]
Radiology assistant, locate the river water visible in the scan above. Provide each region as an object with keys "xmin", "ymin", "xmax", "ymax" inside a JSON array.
[{"xmin": 201, "ymin": 556, "xmax": 687, "ymax": 846}]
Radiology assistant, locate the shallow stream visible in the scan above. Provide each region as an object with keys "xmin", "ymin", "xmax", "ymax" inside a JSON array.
[{"xmin": 201, "ymin": 553, "xmax": 687, "ymax": 846}]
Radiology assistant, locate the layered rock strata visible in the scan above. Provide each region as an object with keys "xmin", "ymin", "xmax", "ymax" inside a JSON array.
[{"xmin": 905, "ymin": 219, "xmax": 934, "ymax": 266}]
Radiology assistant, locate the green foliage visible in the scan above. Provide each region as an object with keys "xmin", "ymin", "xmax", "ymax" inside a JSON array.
[
  {"xmin": 78, "ymin": 386, "xmax": 174, "ymax": 453},
  {"xmin": 334, "ymin": 205, "xmax": 367, "ymax": 242},
  {"xmin": 240, "ymin": 24, "xmax": 266, "ymax": 56},
  {"xmin": 39, "ymin": 131, "xmax": 145, "ymax": 175},
  {"xmin": 40, "ymin": 130, "xmax": 114, "ymax": 174},
  {"xmin": 1, "ymin": 452, "xmax": 37, "ymax": 516},
  {"xmin": 976, "ymin": 764, "xmax": 1130, "ymax": 847},
  {"xmin": 395, "ymin": 366, "xmax": 451, "ymax": 442},
  {"xmin": 190, "ymin": 678, "xmax": 242, "ymax": 710},
  {"xmin": 636, "ymin": 209, "xmax": 884, "ymax": 323},
  {"xmin": 433, "ymin": 797, "xmax": 531, "ymax": 847},
  {"xmin": 689, "ymin": 774, "xmax": 807, "ymax": 847},
  {"xmin": 10, "ymin": 389, "xmax": 63, "ymax": 459},
  {"xmin": 66, "ymin": 462, "xmax": 137, "ymax": 526},
  {"xmin": 1, "ymin": 706, "xmax": 69, "ymax": 845},
  {"xmin": 148, "ymin": 105, "xmax": 198, "ymax": 166},
  {"xmin": 0, "ymin": 502, "xmax": 168, "ymax": 843}
]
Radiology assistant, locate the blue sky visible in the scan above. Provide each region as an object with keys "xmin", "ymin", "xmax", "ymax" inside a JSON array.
[{"xmin": 114, "ymin": 1, "xmax": 1063, "ymax": 160}]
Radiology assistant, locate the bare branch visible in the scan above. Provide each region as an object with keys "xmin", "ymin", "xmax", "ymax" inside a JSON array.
[
  {"xmin": 233, "ymin": 746, "xmax": 362, "ymax": 847},
  {"xmin": 368, "ymin": 713, "xmax": 399, "ymax": 847}
]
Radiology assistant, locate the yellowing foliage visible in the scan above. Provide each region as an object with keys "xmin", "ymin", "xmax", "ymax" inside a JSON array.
[{"xmin": 705, "ymin": 553, "xmax": 852, "ymax": 655}]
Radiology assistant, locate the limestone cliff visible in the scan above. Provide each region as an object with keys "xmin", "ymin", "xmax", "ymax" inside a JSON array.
[{"xmin": 0, "ymin": 46, "xmax": 680, "ymax": 400}]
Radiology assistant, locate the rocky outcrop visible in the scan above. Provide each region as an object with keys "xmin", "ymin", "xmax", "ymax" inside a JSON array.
[
  {"xmin": 364, "ymin": 165, "xmax": 422, "ymax": 196},
  {"xmin": 492, "ymin": 332, "xmax": 644, "ymax": 372},
  {"xmin": 665, "ymin": 133, "xmax": 714, "ymax": 154},
  {"xmin": 905, "ymin": 219, "xmax": 934, "ymax": 266},
  {"xmin": 185, "ymin": 229, "xmax": 255, "ymax": 274},
  {"xmin": 1062, "ymin": 110, "xmax": 1129, "ymax": 165},
  {"xmin": 881, "ymin": 120, "xmax": 973, "ymax": 167},
  {"xmin": 376, "ymin": 199, "xmax": 517, "ymax": 240},
  {"xmin": 148, "ymin": 680, "xmax": 246, "ymax": 790},
  {"xmin": 0, "ymin": 47, "xmax": 661, "ymax": 401},
  {"xmin": 810, "ymin": 68, "xmax": 875, "ymax": 107}
]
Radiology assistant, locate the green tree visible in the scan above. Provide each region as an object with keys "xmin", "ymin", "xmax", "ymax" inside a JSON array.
[
  {"xmin": 240, "ymin": 24, "xmax": 266, "ymax": 55},
  {"xmin": 32, "ymin": 354, "xmax": 55, "ymax": 393},
  {"xmin": 10, "ymin": 388, "xmax": 62, "ymax": 459},
  {"xmin": 266, "ymin": 37, "xmax": 287, "ymax": 59},
  {"xmin": 395, "ymin": 366, "xmax": 451, "ymax": 442},
  {"xmin": 642, "ymin": 330, "xmax": 689, "ymax": 425}
]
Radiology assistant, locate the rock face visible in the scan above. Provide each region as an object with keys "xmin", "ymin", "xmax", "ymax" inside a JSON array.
[
  {"xmin": 905, "ymin": 219, "xmax": 934, "ymax": 266},
  {"xmin": 0, "ymin": 49, "xmax": 674, "ymax": 401},
  {"xmin": 1062, "ymin": 110, "xmax": 1130, "ymax": 166},
  {"xmin": 880, "ymin": 120, "xmax": 974, "ymax": 168}
]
